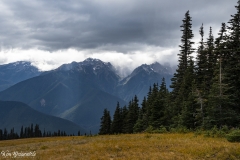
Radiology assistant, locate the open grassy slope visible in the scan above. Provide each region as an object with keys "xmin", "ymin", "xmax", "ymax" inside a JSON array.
[{"xmin": 0, "ymin": 133, "xmax": 240, "ymax": 159}]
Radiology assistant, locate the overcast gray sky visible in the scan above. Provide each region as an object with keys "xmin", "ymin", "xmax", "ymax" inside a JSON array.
[{"xmin": 0, "ymin": 0, "xmax": 238, "ymax": 76}]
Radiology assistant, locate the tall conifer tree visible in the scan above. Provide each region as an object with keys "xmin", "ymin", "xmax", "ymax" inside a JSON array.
[
  {"xmin": 99, "ymin": 109, "xmax": 112, "ymax": 135},
  {"xmin": 124, "ymin": 96, "xmax": 139, "ymax": 133},
  {"xmin": 111, "ymin": 102, "xmax": 122, "ymax": 134},
  {"xmin": 207, "ymin": 60, "xmax": 233, "ymax": 128},
  {"xmin": 195, "ymin": 24, "xmax": 208, "ymax": 127},
  {"xmin": 225, "ymin": 0, "xmax": 240, "ymax": 121},
  {"xmin": 205, "ymin": 27, "xmax": 215, "ymax": 93},
  {"xmin": 171, "ymin": 11, "xmax": 195, "ymax": 127}
]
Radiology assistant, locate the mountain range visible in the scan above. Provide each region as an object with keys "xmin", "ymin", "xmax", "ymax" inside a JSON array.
[
  {"xmin": 0, "ymin": 61, "xmax": 41, "ymax": 92},
  {"xmin": 0, "ymin": 101, "xmax": 86, "ymax": 135},
  {"xmin": 116, "ymin": 62, "xmax": 173, "ymax": 102},
  {"xmin": 0, "ymin": 58, "xmax": 174, "ymax": 133}
]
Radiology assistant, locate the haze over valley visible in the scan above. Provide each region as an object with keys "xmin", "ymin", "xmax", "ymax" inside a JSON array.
[{"xmin": 0, "ymin": 58, "xmax": 173, "ymax": 133}]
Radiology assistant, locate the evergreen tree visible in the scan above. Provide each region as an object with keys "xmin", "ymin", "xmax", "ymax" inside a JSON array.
[
  {"xmin": 24, "ymin": 127, "xmax": 27, "ymax": 138},
  {"xmin": 215, "ymin": 23, "xmax": 227, "ymax": 56},
  {"xmin": 34, "ymin": 124, "xmax": 41, "ymax": 137},
  {"xmin": 149, "ymin": 80, "xmax": 168, "ymax": 129},
  {"xmin": 171, "ymin": 10, "xmax": 194, "ymax": 93},
  {"xmin": 111, "ymin": 102, "xmax": 122, "ymax": 134},
  {"xmin": 124, "ymin": 96, "xmax": 139, "ymax": 133},
  {"xmin": 171, "ymin": 11, "xmax": 195, "ymax": 127},
  {"xmin": 43, "ymin": 129, "xmax": 46, "ymax": 137},
  {"xmin": 9, "ymin": 128, "xmax": 14, "ymax": 139},
  {"xmin": 162, "ymin": 89, "xmax": 172, "ymax": 128},
  {"xmin": 27, "ymin": 126, "xmax": 31, "ymax": 138},
  {"xmin": 206, "ymin": 60, "xmax": 236, "ymax": 128},
  {"xmin": 225, "ymin": 0, "xmax": 240, "ymax": 123},
  {"xmin": 140, "ymin": 96, "xmax": 149, "ymax": 131},
  {"xmin": 149, "ymin": 83, "xmax": 161, "ymax": 129},
  {"xmin": 205, "ymin": 27, "xmax": 215, "ymax": 93},
  {"xmin": 196, "ymin": 24, "xmax": 205, "ymax": 64},
  {"xmin": 147, "ymin": 86, "xmax": 152, "ymax": 99},
  {"xmin": 171, "ymin": 10, "xmax": 194, "ymax": 105},
  {"xmin": 149, "ymin": 97, "xmax": 161, "ymax": 129},
  {"xmin": 121, "ymin": 105, "xmax": 129, "ymax": 133},
  {"xmin": 158, "ymin": 78, "xmax": 171, "ymax": 127},
  {"xmin": 147, "ymin": 83, "xmax": 159, "ymax": 126},
  {"xmin": 99, "ymin": 109, "xmax": 112, "ymax": 135},
  {"xmin": 133, "ymin": 108, "xmax": 145, "ymax": 133},
  {"xmin": 141, "ymin": 96, "xmax": 148, "ymax": 116},
  {"xmin": 203, "ymin": 22, "xmax": 232, "ymax": 129},
  {"xmin": 0, "ymin": 129, "xmax": 2, "ymax": 140},
  {"xmin": 179, "ymin": 58, "xmax": 197, "ymax": 129},
  {"xmin": 3, "ymin": 128, "xmax": 7, "ymax": 140},
  {"xmin": 195, "ymin": 24, "xmax": 208, "ymax": 124},
  {"xmin": 30, "ymin": 124, "xmax": 33, "ymax": 137},
  {"xmin": 20, "ymin": 126, "xmax": 24, "ymax": 138}
]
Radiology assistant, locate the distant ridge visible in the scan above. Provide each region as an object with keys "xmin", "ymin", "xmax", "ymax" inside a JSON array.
[
  {"xmin": 0, "ymin": 62, "xmax": 127, "ymax": 133},
  {"xmin": 0, "ymin": 101, "xmax": 86, "ymax": 135},
  {"xmin": 0, "ymin": 61, "xmax": 41, "ymax": 91},
  {"xmin": 0, "ymin": 58, "xmax": 173, "ymax": 133},
  {"xmin": 116, "ymin": 62, "xmax": 173, "ymax": 102}
]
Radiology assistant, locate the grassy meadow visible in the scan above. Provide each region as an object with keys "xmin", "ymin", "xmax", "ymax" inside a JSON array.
[{"xmin": 0, "ymin": 133, "xmax": 240, "ymax": 159}]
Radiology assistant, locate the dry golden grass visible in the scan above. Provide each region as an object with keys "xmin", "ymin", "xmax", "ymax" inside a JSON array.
[{"xmin": 0, "ymin": 133, "xmax": 240, "ymax": 160}]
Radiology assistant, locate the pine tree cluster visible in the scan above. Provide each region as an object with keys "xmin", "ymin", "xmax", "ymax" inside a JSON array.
[
  {"xmin": 0, "ymin": 124, "xmax": 81, "ymax": 140},
  {"xmin": 99, "ymin": 1, "xmax": 240, "ymax": 134},
  {"xmin": 99, "ymin": 79, "xmax": 170, "ymax": 134}
]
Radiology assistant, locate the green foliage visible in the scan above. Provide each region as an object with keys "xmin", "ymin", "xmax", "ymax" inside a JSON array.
[
  {"xmin": 99, "ymin": 109, "xmax": 112, "ymax": 135},
  {"xmin": 133, "ymin": 108, "xmax": 144, "ymax": 133},
  {"xmin": 226, "ymin": 129, "xmax": 240, "ymax": 142},
  {"xmin": 154, "ymin": 126, "xmax": 168, "ymax": 133},
  {"xmin": 169, "ymin": 126, "xmax": 189, "ymax": 134},
  {"xmin": 202, "ymin": 126, "xmax": 229, "ymax": 138},
  {"xmin": 100, "ymin": 1, "xmax": 240, "ymax": 136},
  {"xmin": 144, "ymin": 126, "xmax": 168, "ymax": 134},
  {"xmin": 123, "ymin": 96, "xmax": 139, "ymax": 133},
  {"xmin": 111, "ymin": 102, "xmax": 122, "ymax": 134},
  {"xmin": 194, "ymin": 129, "xmax": 203, "ymax": 137},
  {"xmin": 170, "ymin": 11, "xmax": 195, "ymax": 128},
  {"xmin": 224, "ymin": 0, "xmax": 240, "ymax": 122},
  {"xmin": 145, "ymin": 126, "xmax": 155, "ymax": 133}
]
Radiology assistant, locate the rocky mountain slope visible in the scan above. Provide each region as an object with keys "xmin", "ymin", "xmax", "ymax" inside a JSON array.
[
  {"xmin": 0, "ymin": 58, "xmax": 174, "ymax": 133},
  {"xmin": 0, "ymin": 61, "xmax": 41, "ymax": 91},
  {"xmin": 0, "ymin": 101, "xmax": 86, "ymax": 135}
]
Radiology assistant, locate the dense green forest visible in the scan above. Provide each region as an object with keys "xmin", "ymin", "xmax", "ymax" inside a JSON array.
[{"xmin": 99, "ymin": 1, "xmax": 240, "ymax": 134}]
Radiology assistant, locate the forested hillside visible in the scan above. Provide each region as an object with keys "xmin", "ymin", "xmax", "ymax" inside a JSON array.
[{"xmin": 100, "ymin": 1, "xmax": 240, "ymax": 134}]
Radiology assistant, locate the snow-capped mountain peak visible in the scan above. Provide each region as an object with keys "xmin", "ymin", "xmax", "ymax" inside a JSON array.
[
  {"xmin": 118, "ymin": 62, "xmax": 173, "ymax": 87},
  {"xmin": 56, "ymin": 61, "xmax": 78, "ymax": 71},
  {"xmin": 56, "ymin": 58, "xmax": 118, "ymax": 77},
  {"xmin": 2, "ymin": 61, "xmax": 39, "ymax": 72},
  {"xmin": 0, "ymin": 61, "xmax": 41, "ymax": 91},
  {"xmin": 129, "ymin": 62, "xmax": 172, "ymax": 77}
]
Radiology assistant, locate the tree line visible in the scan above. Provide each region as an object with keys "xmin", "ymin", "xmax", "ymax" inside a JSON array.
[
  {"xmin": 99, "ymin": 1, "xmax": 240, "ymax": 134},
  {"xmin": 0, "ymin": 124, "xmax": 81, "ymax": 140}
]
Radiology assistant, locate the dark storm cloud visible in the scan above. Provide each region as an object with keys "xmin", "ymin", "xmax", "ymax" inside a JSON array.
[{"xmin": 0, "ymin": 0, "xmax": 237, "ymax": 52}]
